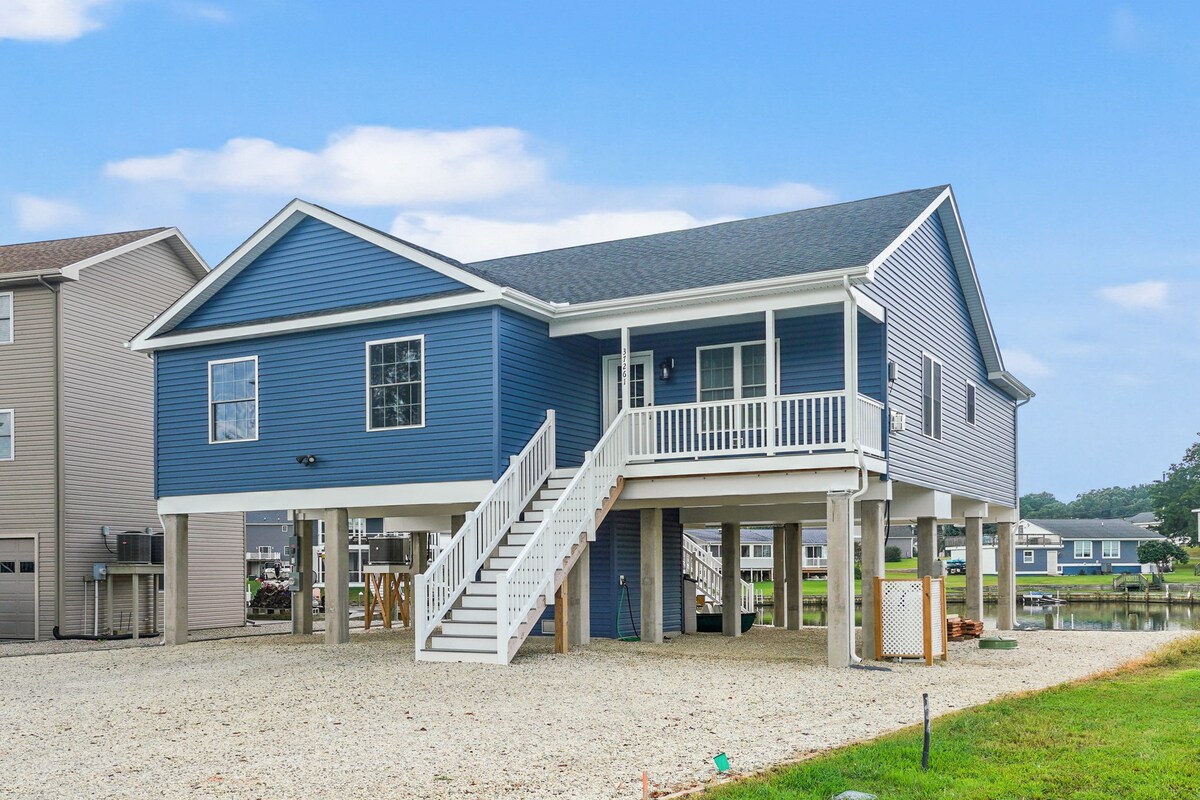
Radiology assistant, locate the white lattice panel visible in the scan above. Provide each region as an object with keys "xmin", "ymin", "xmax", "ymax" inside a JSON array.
[
  {"xmin": 929, "ymin": 578, "xmax": 944, "ymax": 655},
  {"xmin": 880, "ymin": 580, "xmax": 925, "ymax": 657}
]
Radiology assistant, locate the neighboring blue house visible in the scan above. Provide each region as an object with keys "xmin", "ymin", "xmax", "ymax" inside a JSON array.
[
  {"xmin": 132, "ymin": 185, "xmax": 1032, "ymax": 667},
  {"xmin": 1017, "ymin": 519, "xmax": 1166, "ymax": 576}
]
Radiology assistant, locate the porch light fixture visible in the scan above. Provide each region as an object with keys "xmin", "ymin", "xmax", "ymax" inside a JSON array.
[
  {"xmin": 295, "ymin": 454, "xmax": 318, "ymax": 466},
  {"xmin": 658, "ymin": 358, "xmax": 675, "ymax": 381}
]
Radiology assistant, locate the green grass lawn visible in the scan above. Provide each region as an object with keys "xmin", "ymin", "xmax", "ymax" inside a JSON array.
[{"xmin": 703, "ymin": 635, "xmax": 1200, "ymax": 799}]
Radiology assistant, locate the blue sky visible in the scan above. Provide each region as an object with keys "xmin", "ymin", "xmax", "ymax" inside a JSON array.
[{"xmin": 1, "ymin": 1, "xmax": 1197, "ymax": 500}]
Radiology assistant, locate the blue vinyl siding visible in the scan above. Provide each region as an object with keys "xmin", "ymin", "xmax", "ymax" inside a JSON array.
[
  {"xmin": 859, "ymin": 213, "xmax": 1017, "ymax": 505},
  {"xmin": 174, "ymin": 217, "xmax": 473, "ymax": 331},
  {"xmin": 589, "ymin": 509, "xmax": 683, "ymax": 639},
  {"xmin": 1015, "ymin": 547, "xmax": 1050, "ymax": 574},
  {"xmin": 155, "ymin": 307, "xmax": 496, "ymax": 496},
  {"xmin": 1058, "ymin": 538, "xmax": 1143, "ymax": 574},
  {"xmin": 497, "ymin": 309, "xmax": 601, "ymax": 471}
]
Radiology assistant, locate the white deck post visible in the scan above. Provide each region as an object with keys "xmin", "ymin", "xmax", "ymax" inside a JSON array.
[
  {"xmin": 163, "ymin": 513, "xmax": 188, "ymax": 646},
  {"xmin": 620, "ymin": 326, "xmax": 631, "ymax": 414},
  {"xmin": 292, "ymin": 518, "xmax": 314, "ymax": 635},
  {"xmin": 324, "ymin": 508, "xmax": 350, "ymax": 645},
  {"xmin": 765, "ymin": 308, "xmax": 776, "ymax": 455},
  {"xmin": 772, "ymin": 525, "xmax": 786, "ymax": 628},
  {"xmin": 860, "ymin": 499, "xmax": 885, "ymax": 660},
  {"xmin": 996, "ymin": 521, "xmax": 1016, "ymax": 630},
  {"xmin": 826, "ymin": 491, "xmax": 854, "ymax": 667},
  {"xmin": 785, "ymin": 522, "xmax": 802, "ymax": 631},
  {"xmin": 721, "ymin": 522, "xmax": 741, "ymax": 637},
  {"xmin": 965, "ymin": 516, "xmax": 984, "ymax": 621},
  {"xmin": 639, "ymin": 509, "xmax": 664, "ymax": 644}
]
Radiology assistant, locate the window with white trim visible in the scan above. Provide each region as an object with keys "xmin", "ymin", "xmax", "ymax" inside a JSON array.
[
  {"xmin": 697, "ymin": 340, "xmax": 776, "ymax": 401},
  {"xmin": 367, "ymin": 337, "xmax": 424, "ymax": 429},
  {"xmin": 965, "ymin": 381, "xmax": 977, "ymax": 426},
  {"xmin": 209, "ymin": 357, "xmax": 258, "ymax": 443},
  {"xmin": 752, "ymin": 544, "xmax": 771, "ymax": 559},
  {"xmin": 0, "ymin": 292, "xmax": 12, "ymax": 344},
  {"xmin": 740, "ymin": 544, "xmax": 751, "ymax": 559},
  {"xmin": 0, "ymin": 410, "xmax": 12, "ymax": 460},
  {"xmin": 922, "ymin": 353, "xmax": 943, "ymax": 439},
  {"xmin": 1023, "ymin": 550, "xmax": 1034, "ymax": 564},
  {"xmin": 708, "ymin": 544, "xmax": 721, "ymax": 558},
  {"xmin": 1073, "ymin": 540, "xmax": 1093, "ymax": 560},
  {"xmin": 1102, "ymin": 540, "xmax": 1120, "ymax": 559}
]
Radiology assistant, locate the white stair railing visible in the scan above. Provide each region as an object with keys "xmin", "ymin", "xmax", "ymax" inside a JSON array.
[
  {"xmin": 682, "ymin": 534, "xmax": 755, "ymax": 614},
  {"xmin": 496, "ymin": 408, "xmax": 632, "ymax": 658},
  {"xmin": 414, "ymin": 411, "xmax": 556, "ymax": 651}
]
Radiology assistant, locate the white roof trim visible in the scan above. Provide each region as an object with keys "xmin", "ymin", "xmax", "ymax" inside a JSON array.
[
  {"xmin": 130, "ymin": 199, "xmax": 510, "ymax": 350},
  {"xmin": 0, "ymin": 228, "xmax": 208, "ymax": 286}
]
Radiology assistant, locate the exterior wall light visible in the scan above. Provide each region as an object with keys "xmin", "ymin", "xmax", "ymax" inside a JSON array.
[
  {"xmin": 295, "ymin": 454, "xmax": 318, "ymax": 466},
  {"xmin": 658, "ymin": 358, "xmax": 675, "ymax": 381}
]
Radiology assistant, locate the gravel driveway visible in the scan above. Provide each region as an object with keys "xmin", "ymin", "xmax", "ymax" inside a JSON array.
[{"xmin": 0, "ymin": 625, "xmax": 1186, "ymax": 799}]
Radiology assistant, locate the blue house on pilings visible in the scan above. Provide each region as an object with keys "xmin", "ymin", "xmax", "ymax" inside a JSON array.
[{"xmin": 132, "ymin": 185, "xmax": 1033, "ymax": 667}]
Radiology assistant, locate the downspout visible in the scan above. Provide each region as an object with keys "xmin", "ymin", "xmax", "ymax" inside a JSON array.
[
  {"xmin": 843, "ymin": 277, "xmax": 870, "ymax": 664},
  {"xmin": 37, "ymin": 276, "xmax": 65, "ymax": 636}
]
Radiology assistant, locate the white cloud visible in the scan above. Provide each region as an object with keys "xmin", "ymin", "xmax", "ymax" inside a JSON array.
[
  {"xmin": 391, "ymin": 209, "xmax": 725, "ymax": 262},
  {"xmin": 1004, "ymin": 349, "xmax": 1052, "ymax": 380},
  {"xmin": 105, "ymin": 126, "xmax": 546, "ymax": 206},
  {"xmin": 13, "ymin": 194, "xmax": 85, "ymax": 231},
  {"xmin": 1110, "ymin": 7, "xmax": 1150, "ymax": 50},
  {"xmin": 1097, "ymin": 280, "xmax": 1170, "ymax": 311},
  {"xmin": 0, "ymin": 0, "xmax": 114, "ymax": 42},
  {"xmin": 170, "ymin": 1, "xmax": 228, "ymax": 22}
]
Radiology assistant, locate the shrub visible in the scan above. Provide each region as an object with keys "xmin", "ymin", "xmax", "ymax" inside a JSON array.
[{"xmin": 885, "ymin": 545, "xmax": 903, "ymax": 562}]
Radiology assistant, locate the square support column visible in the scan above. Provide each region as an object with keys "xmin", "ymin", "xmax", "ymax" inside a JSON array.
[
  {"xmin": 324, "ymin": 508, "xmax": 350, "ymax": 645},
  {"xmin": 412, "ymin": 532, "xmax": 430, "ymax": 574},
  {"xmin": 996, "ymin": 521, "xmax": 1016, "ymax": 630},
  {"xmin": 964, "ymin": 516, "xmax": 984, "ymax": 622},
  {"xmin": 916, "ymin": 517, "xmax": 938, "ymax": 578},
  {"xmin": 163, "ymin": 513, "xmax": 189, "ymax": 645},
  {"xmin": 772, "ymin": 525, "xmax": 786, "ymax": 628},
  {"xmin": 640, "ymin": 509, "xmax": 664, "ymax": 644},
  {"xmin": 568, "ymin": 543, "xmax": 590, "ymax": 647},
  {"xmin": 720, "ymin": 522, "xmax": 741, "ymax": 637},
  {"xmin": 860, "ymin": 499, "xmax": 886, "ymax": 660},
  {"xmin": 826, "ymin": 492, "xmax": 854, "ymax": 668},
  {"xmin": 291, "ymin": 518, "xmax": 314, "ymax": 635},
  {"xmin": 784, "ymin": 522, "xmax": 802, "ymax": 631}
]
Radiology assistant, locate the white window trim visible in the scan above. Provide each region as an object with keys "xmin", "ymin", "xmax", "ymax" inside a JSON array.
[
  {"xmin": 1073, "ymin": 540, "xmax": 1093, "ymax": 560},
  {"xmin": 0, "ymin": 409, "xmax": 13, "ymax": 461},
  {"xmin": 1023, "ymin": 549, "xmax": 1034, "ymax": 564},
  {"xmin": 694, "ymin": 338, "xmax": 781, "ymax": 402},
  {"xmin": 207, "ymin": 355, "xmax": 259, "ymax": 444},
  {"xmin": 0, "ymin": 291, "xmax": 12, "ymax": 345},
  {"xmin": 921, "ymin": 351, "xmax": 944, "ymax": 440},
  {"xmin": 1101, "ymin": 539, "xmax": 1121, "ymax": 559},
  {"xmin": 365, "ymin": 334, "xmax": 426, "ymax": 432},
  {"xmin": 965, "ymin": 380, "xmax": 978, "ymax": 426}
]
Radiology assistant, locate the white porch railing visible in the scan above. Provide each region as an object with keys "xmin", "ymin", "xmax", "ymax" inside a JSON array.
[
  {"xmin": 628, "ymin": 391, "xmax": 885, "ymax": 461},
  {"xmin": 414, "ymin": 411, "xmax": 556, "ymax": 650},
  {"xmin": 682, "ymin": 535, "xmax": 754, "ymax": 614},
  {"xmin": 496, "ymin": 408, "xmax": 632, "ymax": 656},
  {"xmin": 803, "ymin": 557, "xmax": 829, "ymax": 569}
]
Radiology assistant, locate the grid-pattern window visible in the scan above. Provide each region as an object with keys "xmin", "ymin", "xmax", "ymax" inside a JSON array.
[
  {"xmin": 367, "ymin": 337, "xmax": 423, "ymax": 429},
  {"xmin": 0, "ymin": 292, "xmax": 11, "ymax": 344},
  {"xmin": 209, "ymin": 358, "xmax": 257, "ymax": 442},
  {"xmin": 752, "ymin": 544, "xmax": 771, "ymax": 558},
  {"xmin": 1074, "ymin": 540, "xmax": 1093, "ymax": 559},
  {"xmin": 699, "ymin": 347, "xmax": 735, "ymax": 401},
  {"xmin": 741, "ymin": 344, "xmax": 767, "ymax": 398},
  {"xmin": 1023, "ymin": 550, "xmax": 1035, "ymax": 564},
  {"xmin": 1102, "ymin": 540, "xmax": 1120, "ymax": 559},
  {"xmin": 922, "ymin": 354, "xmax": 943, "ymax": 439},
  {"xmin": 966, "ymin": 382, "xmax": 977, "ymax": 425},
  {"xmin": 0, "ymin": 410, "xmax": 11, "ymax": 459},
  {"xmin": 698, "ymin": 341, "xmax": 775, "ymax": 401}
]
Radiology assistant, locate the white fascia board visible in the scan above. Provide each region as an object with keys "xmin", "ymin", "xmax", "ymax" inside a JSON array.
[
  {"xmin": 624, "ymin": 452, "xmax": 886, "ymax": 480},
  {"xmin": 852, "ymin": 288, "xmax": 885, "ymax": 324},
  {"xmin": 864, "ymin": 186, "xmax": 952, "ymax": 278},
  {"xmin": 989, "ymin": 370, "xmax": 1035, "ymax": 401},
  {"xmin": 157, "ymin": 479, "xmax": 495, "ymax": 515},
  {"xmin": 549, "ymin": 272, "xmax": 869, "ymax": 337},
  {"xmin": 59, "ymin": 228, "xmax": 209, "ymax": 280}
]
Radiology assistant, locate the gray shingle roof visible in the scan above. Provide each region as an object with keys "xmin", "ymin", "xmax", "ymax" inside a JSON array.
[
  {"xmin": 0, "ymin": 228, "xmax": 166, "ymax": 276},
  {"xmin": 1026, "ymin": 519, "xmax": 1165, "ymax": 541},
  {"xmin": 468, "ymin": 186, "xmax": 947, "ymax": 303}
]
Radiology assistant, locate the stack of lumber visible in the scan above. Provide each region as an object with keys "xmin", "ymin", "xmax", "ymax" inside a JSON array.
[{"xmin": 946, "ymin": 615, "xmax": 985, "ymax": 641}]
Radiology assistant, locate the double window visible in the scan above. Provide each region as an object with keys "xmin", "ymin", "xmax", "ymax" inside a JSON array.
[
  {"xmin": 697, "ymin": 340, "xmax": 776, "ymax": 401},
  {"xmin": 0, "ymin": 292, "xmax": 12, "ymax": 344},
  {"xmin": 1102, "ymin": 540, "xmax": 1120, "ymax": 559},
  {"xmin": 366, "ymin": 336, "xmax": 424, "ymax": 430},
  {"xmin": 752, "ymin": 544, "xmax": 771, "ymax": 559},
  {"xmin": 208, "ymin": 357, "xmax": 258, "ymax": 443},
  {"xmin": 0, "ymin": 409, "xmax": 12, "ymax": 460},
  {"xmin": 1073, "ymin": 540, "xmax": 1093, "ymax": 560},
  {"xmin": 922, "ymin": 353, "xmax": 943, "ymax": 439}
]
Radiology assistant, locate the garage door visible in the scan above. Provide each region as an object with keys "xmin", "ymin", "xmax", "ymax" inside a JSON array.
[{"xmin": 0, "ymin": 538, "xmax": 35, "ymax": 639}]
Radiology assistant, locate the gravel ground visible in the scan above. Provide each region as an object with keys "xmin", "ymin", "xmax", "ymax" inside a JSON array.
[{"xmin": 0, "ymin": 625, "xmax": 1187, "ymax": 799}]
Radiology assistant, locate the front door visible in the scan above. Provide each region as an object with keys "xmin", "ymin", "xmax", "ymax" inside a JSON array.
[{"xmin": 602, "ymin": 352, "xmax": 654, "ymax": 426}]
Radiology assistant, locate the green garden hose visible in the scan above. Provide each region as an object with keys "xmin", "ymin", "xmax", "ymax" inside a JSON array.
[{"xmin": 616, "ymin": 582, "xmax": 640, "ymax": 641}]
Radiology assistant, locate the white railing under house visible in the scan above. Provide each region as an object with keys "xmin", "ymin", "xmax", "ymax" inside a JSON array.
[
  {"xmin": 856, "ymin": 395, "xmax": 885, "ymax": 456},
  {"xmin": 495, "ymin": 408, "xmax": 632, "ymax": 658},
  {"xmin": 681, "ymin": 535, "xmax": 755, "ymax": 614},
  {"xmin": 414, "ymin": 411, "xmax": 556, "ymax": 650}
]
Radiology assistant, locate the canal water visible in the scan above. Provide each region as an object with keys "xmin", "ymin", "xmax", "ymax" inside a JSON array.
[{"xmin": 755, "ymin": 601, "xmax": 1200, "ymax": 632}]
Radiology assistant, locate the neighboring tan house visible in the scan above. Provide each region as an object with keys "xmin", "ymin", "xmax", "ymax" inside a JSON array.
[{"xmin": 0, "ymin": 229, "xmax": 244, "ymax": 640}]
